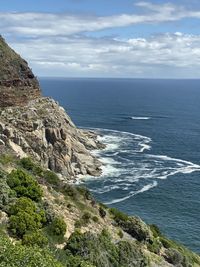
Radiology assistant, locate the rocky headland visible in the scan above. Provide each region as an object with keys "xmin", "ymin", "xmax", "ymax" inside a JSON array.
[{"xmin": 0, "ymin": 35, "xmax": 103, "ymax": 180}]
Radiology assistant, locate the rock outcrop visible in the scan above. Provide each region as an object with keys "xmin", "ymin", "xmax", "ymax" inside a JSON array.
[
  {"xmin": 0, "ymin": 36, "xmax": 103, "ymax": 179},
  {"xmin": 0, "ymin": 97, "xmax": 103, "ymax": 179},
  {"xmin": 0, "ymin": 35, "xmax": 41, "ymax": 107}
]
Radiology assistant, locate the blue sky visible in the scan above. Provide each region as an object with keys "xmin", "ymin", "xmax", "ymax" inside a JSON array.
[{"xmin": 1, "ymin": 0, "xmax": 200, "ymax": 78}]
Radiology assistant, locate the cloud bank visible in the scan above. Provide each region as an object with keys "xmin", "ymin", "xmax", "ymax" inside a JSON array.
[{"xmin": 2, "ymin": 2, "xmax": 200, "ymax": 78}]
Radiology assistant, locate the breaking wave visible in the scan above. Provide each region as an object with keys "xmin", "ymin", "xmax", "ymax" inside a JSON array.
[
  {"xmin": 83, "ymin": 128, "xmax": 200, "ymax": 204},
  {"xmin": 131, "ymin": 116, "xmax": 151, "ymax": 120}
]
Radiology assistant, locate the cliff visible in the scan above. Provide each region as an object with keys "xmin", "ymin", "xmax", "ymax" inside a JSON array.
[
  {"xmin": 0, "ymin": 36, "xmax": 103, "ymax": 178},
  {"xmin": 0, "ymin": 36, "xmax": 41, "ymax": 107}
]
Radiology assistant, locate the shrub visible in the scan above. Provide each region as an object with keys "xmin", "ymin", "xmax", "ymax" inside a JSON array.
[
  {"xmin": 92, "ymin": 216, "xmax": 99, "ymax": 223},
  {"xmin": 8, "ymin": 197, "xmax": 46, "ymax": 238},
  {"xmin": 7, "ymin": 169, "xmax": 43, "ymax": 201},
  {"xmin": 74, "ymin": 219, "xmax": 83, "ymax": 229},
  {"xmin": 51, "ymin": 217, "xmax": 67, "ymax": 236},
  {"xmin": 147, "ymin": 238, "xmax": 162, "ymax": 254},
  {"xmin": 22, "ymin": 230, "xmax": 48, "ymax": 248},
  {"xmin": 149, "ymin": 224, "xmax": 162, "ymax": 238},
  {"xmin": 0, "ymin": 232, "xmax": 63, "ymax": 267},
  {"xmin": 164, "ymin": 248, "xmax": 184, "ymax": 265},
  {"xmin": 19, "ymin": 157, "xmax": 43, "ymax": 176},
  {"xmin": 118, "ymin": 240, "xmax": 149, "ymax": 267},
  {"xmin": 76, "ymin": 186, "xmax": 93, "ymax": 200},
  {"xmin": 82, "ymin": 212, "xmax": 91, "ymax": 224},
  {"xmin": 99, "ymin": 206, "xmax": 106, "ymax": 218},
  {"xmin": 115, "ymin": 216, "xmax": 152, "ymax": 242},
  {"xmin": 0, "ymin": 154, "xmax": 14, "ymax": 165},
  {"xmin": 118, "ymin": 229, "xmax": 124, "ymax": 239},
  {"xmin": 43, "ymin": 170, "xmax": 60, "ymax": 186},
  {"xmin": 109, "ymin": 207, "xmax": 129, "ymax": 223},
  {"xmin": 62, "ymin": 184, "xmax": 78, "ymax": 199}
]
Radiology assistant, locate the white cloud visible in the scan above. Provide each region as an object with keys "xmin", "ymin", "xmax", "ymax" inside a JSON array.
[
  {"xmin": 8, "ymin": 33, "xmax": 200, "ymax": 78},
  {"xmin": 1, "ymin": 2, "xmax": 200, "ymax": 37},
  {"xmin": 1, "ymin": 2, "xmax": 200, "ymax": 77}
]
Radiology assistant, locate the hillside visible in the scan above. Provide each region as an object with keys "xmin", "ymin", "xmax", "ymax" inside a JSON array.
[
  {"xmin": 0, "ymin": 35, "xmax": 40, "ymax": 107},
  {"xmin": 0, "ymin": 36, "xmax": 199, "ymax": 267}
]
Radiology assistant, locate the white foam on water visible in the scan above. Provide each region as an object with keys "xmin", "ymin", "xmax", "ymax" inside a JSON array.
[
  {"xmin": 105, "ymin": 181, "xmax": 158, "ymax": 205},
  {"xmin": 82, "ymin": 127, "xmax": 200, "ymax": 204},
  {"xmin": 131, "ymin": 116, "xmax": 151, "ymax": 120}
]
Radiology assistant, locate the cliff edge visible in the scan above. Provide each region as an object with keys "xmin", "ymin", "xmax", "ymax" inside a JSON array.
[
  {"xmin": 0, "ymin": 37, "xmax": 103, "ymax": 178},
  {"xmin": 0, "ymin": 36, "xmax": 41, "ymax": 107}
]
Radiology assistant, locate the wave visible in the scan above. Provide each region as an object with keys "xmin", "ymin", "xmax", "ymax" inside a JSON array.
[
  {"xmin": 105, "ymin": 181, "xmax": 158, "ymax": 205},
  {"xmin": 83, "ymin": 127, "xmax": 200, "ymax": 204},
  {"xmin": 131, "ymin": 116, "xmax": 151, "ymax": 120}
]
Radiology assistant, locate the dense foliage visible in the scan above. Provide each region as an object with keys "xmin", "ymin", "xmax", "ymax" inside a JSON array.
[
  {"xmin": 8, "ymin": 197, "xmax": 46, "ymax": 238},
  {"xmin": 7, "ymin": 169, "xmax": 43, "ymax": 201}
]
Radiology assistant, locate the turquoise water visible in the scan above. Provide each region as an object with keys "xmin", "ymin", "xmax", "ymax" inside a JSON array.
[{"xmin": 40, "ymin": 78, "xmax": 200, "ymax": 253}]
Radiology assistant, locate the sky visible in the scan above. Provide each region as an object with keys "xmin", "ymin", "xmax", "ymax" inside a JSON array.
[{"xmin": 1, "ymin": 0, "xmax": 200, "ymax": 78}]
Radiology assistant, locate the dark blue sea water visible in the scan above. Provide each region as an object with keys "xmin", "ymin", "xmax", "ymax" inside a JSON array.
[{"xmin": 40, "ymin": 78, "xmax": 200, "ymax": 253}]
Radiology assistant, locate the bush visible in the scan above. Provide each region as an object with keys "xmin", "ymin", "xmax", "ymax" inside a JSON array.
[
  {"xmin": 76, "ymin": 186, "xmax": 93, "ymax": 200},
  {"xmin": 149, "ymin": 224, "xmax": 162, "ymax": 238},
  {"xmin": 51, "ymin": 217, "xmax": 67, "ymax": 236},
  {"xmin": 43, "ymin": 170, "xmax": 60, "ymax": 186},
  {"xmin": 118, "ymin": 229, "xmax": 123, "ymax": 239},
  {"xmin": 114, "ymin": 215, "xmax": 152, "ymax": 242},
  {"xmin": 99, "ymin": 206, "xmax": 106, "ymax": 218},
  {"xmin": 109, "ymin": 207, "xmax": 129, "ymax": 223},
  {"xmin": 0, "ymin": 232, "xmax": 63, "ymax": 267},
  {"xmin": 92, "ymin": 216, "xmax": 99, "ymax": 223},
  {"xmin": 82, "ymin": 212, "xmax": 91, "ymax": 224},
  {"xmin": 164, "ymin": 248, "xmax": 184, "ymax": 265},
  {"xmin": 22, "ymin": 230, "xmax": 48, "ymax": 247},
  {"xmin": 7, "ymin": 169, "xmax": 43, "ymax": 201},
  {"xmin": 19, "ymin": 157, "xmax": 43, "ymax": 176},
  {"xmin": 62, "ymin": 184, "xmax": 78, "ymax": 199},
  {"xmin": 8, "ymin": 197, "xmax": 46, "ymax": 238}
]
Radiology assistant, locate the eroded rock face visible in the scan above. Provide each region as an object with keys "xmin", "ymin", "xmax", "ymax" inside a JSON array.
[
  {"xmin": 0, "ymin": 97, "xmax": 103, "ymax": 179},
  {"xmin": 0, "ymin": 36, "xmax": 41, "ymax": 107}
]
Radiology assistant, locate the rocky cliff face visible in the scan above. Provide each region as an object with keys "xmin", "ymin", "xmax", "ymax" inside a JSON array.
[
  {"xmin": 0, "ymin": 98, "xmax": 103, "ymax": 178},
  {"xmin": 0, "ymin": 36, "xmax": 41, "ymax": 107},
  {"xmin": 0, "ymin": 36, "xmax": 102, "ymax": 178}
]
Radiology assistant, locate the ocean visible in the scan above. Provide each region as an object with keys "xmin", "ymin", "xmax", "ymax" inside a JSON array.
[{"xmin": 40, "ymin": 78, "xmax": 200, "ymax": 253}]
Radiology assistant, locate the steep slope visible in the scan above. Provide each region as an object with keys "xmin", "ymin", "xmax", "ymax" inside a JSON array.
[
  {"xmin": 0, "ymin": 35, "xmax": 41, "ymax": 107},
  {"xmin": 0, "ymin": 156, "xmax": 200, "ymax": 267},
  {"xmin": 0, "ymin": 36, "xmax": 103, "ymax": 178}
]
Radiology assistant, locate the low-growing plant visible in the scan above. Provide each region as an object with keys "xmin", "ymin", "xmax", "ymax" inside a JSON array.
[
  {"xmin": 51, "ymin": 217, "xmax": 67, "ymax": 236},
  {"xmin": 99, "ymin": 206, "xmax": 106, "ymax": 218},
  {"xmin": 109, "ymin": 207, "xmax": 129, "ymax": 223},
  {"xmin": 22, "ymin": 230, "xmax": 48, "ymax": 248},
  {"xmin": 118, "ymin": 229, "xmax": 124, "ymax": 239},
  {"xmin": 19, "ymin": 157, "xmax": 43, "ymax": 176},
  {"xmin": 82, "ymin": 212, "xmax": 91, "ymax": 224},
  {"xmin": 92, "ymin": 216, "xmax": 99, "ymax": 223},
  {"xmin": 43, "ymin": 170, "xmax": 60, "ymax": 186},
  {"xmin": 7, "ymin": 169, "xmax": 43, "ymax": 202},
  {"xmin": 8, "ymin": 197, "xmax": 46, "ymax": 238}
]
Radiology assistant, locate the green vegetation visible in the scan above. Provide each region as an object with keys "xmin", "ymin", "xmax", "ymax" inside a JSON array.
[
  {"xmin": 8, "ymin": 197, "xmax": 46, "ymax": 238},
  {"xmin": 0, "ymin": 155, "xmax": 198, "ymax": 267},
  {"xmin": 43, "ymin": 170, "xmax": 60, "ymax": 186},
  {"xmin": 19, "ymin": 157, "xmax": 43, "ymax": 176},
  {"xmin": 64, "ymin": 230, "xmax": 148, "ymax": 267},
  {"xmin": 7, "ymin": 169, "xmax": 43, "ymax": 201},
  {"xmin": 22, "ymin": 230, "xmax": 48, "ymax": 247},
  {"xmin": 0, "ymin": 231, "xmax": 63, "ymax": 267},
  {"xmin": 51, "ymin": 217, "xmax": 67, "ymax": 236}
]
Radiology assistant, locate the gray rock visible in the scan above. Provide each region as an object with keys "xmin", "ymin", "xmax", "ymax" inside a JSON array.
[{"xmin": 0, "ymin": 97, "xmax": 103, "ymax": 180}]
